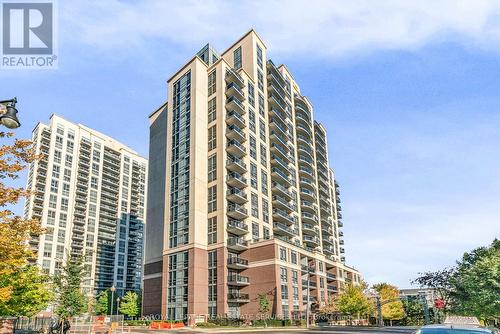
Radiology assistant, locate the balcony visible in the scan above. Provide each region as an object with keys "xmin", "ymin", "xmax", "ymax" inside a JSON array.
[
  {"xmin": 271, "ymin": 168, "xmax": 292, "ymax": 186},
  {"xmin": 301, "ymin": 201, "xmax": 316, "ymax": 214},
  {"xmin": 269, "ymin": 130, "xmax": 291, "ymax": 150},
  {"xmin": 269, "ymin": 117, "xmax": 290, "ymax": 138},
  {"xmin": 271, "ymin": 154, "xmax": 289, "ymax": 172},
  {"xmin": 273, "ymin": 222, "xmax": 295, "ymax": 237},
  {"xmin": 226, "ymin": 97, "xmax": 245, "ymax": 115},
  {"xmin": 300, "ymin": 177, "xmax": 316, "ymax": 190},
  {"xmin": 323, "ymin": 246, "xmax": 335, "ymax": 255},
  {"xmin": 327, "ymin": 272, "xmax": 336, "ymax": 281},
  {"xmin": 268, "ymin": 93, "xmax": 288, "ymax": 115},
  {"xmin": 321, "ymin": 225, "xmax": 333, "ymax": 235},
  {"xmin": 303, "ymin": 235, "xmax": 320, "ymax": 247},
  {"xmin": 338, "ymin": 221, "xmax": 343, "ymax": 227},
  {"xmin": 302, "ymin": 223, "xmax": 318, "ymax": 235},
  {"xmin": 226, "ymin": 172, "xmax": 247, "ymax": 189},
  {"xmin": 300, "ymin": 188, "xmax": 316, "ymax": 201},
  {"xmin": 227, "ymin": 203, "xmax": 248, "ymax": 220},
  {"xmin": 272, "ymin": 182, "xmax": 292, "ymax": 200},
  {"xmin": 270, "ymin": 143, "xmax": 291, "ymax": 162},
  {"xmin": 227, "ymin": 257, "xmax": 249, "ymax": 270},
  {"xmin": 226, "ymin": 110, "xmax": 246, "ymax": 128},
  {"xmin": 226, "ymin": 82, "xmax": 245, "ymax": 101},
  {"xmin": 226, "ymin": 157, "xmax": 247, "ymax": 174},
  {"xmin": 272, "ymin": 195, "xmax": 290, "ymax": 211},
  {"xmin": 339, "ymin": 231, "xmax": 344, "ymax": 237},
  {"xmin": 327, "ymin": 284, "xmax": 338, "ymax": 292},
  {"xmin": 226, "ymin": 68, "xmax": 245, "ymax": 89},
  {"xmin": 227, "ymin": 187, "xmax": 248, "ymax": 204},
  {"xmin": 273, "ymin": 208, "xmax": 296, "ymax": 225},
  {"xmin": 226, "ymin": 125, "xmax": 246, "ymax": 142},
  {"xmin": 227, "ymin": 292, "xmax": 250, "ymax": 303},
  {"xmin": 301, "ymin": 212, "xmax": 317, "ymax": 224},
  {"xmin": 339, "ymin": 239, "xmax": 344, "ymax": 245},
  {"xmin": 296, "ymin": 123, "xmax": 312, "ymax": 136},
  {"xmin": 340, "ymin": 247, "xmax": 345, "ymax": 253},
  {"xmin": 226, "ymin": 140, "xmax": 246, "ymax": 158},
  {"xmin": 227, "ymin": 219, "xmax": 248, "ymax": 236},
  {"xmin": 301, "ymin": 279, "xmax": 317, "ymax": 288},
  {"xmin": 227, "ymin": 274, "xmax": 250, "ymax": 286}
]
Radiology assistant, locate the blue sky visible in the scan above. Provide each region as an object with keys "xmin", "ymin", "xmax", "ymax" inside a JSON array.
[{"xmin": 2, "ymin": 0, "xmax": 500, "ymax": 287}]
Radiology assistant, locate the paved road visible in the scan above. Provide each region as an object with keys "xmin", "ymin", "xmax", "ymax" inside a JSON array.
[{"xmin": 130, "ymin": 326, "xmax": 417, "ymax": 334}]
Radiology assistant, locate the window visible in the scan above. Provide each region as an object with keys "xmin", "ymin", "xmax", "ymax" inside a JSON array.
[
  {"xmin": 251, "ymin": 193, "xmax": 258, "ymax": 218},
  {"xmin": 67, "ymin": 141, "xmax": 74, "ymax": 153},
  {"xmin": 208, "ymin": 97, "xmax": 216, "ymax": 123},
  {"xmin": 63, "ymin": 168, "xmax": 71, "ymax": 182},
  {"xmin": 60, "ymin": 197, "xmax": 68, "ymax": 211},
  {"xmin": 280, "ymin": 267, "xmax": 288, "ymax": 283},
  {"xmin": 233, "ymin": 47, "xmax": 242, "ymax": 69},
  {"xmin": 55, "ymin": 135, "xmax": 63, "ymax": 149},
  {"xmin": 248, "ymin": 82, "xmax": 255, "ymax": 107},
  {"xmin": 57, "ymin": 230, "xmax": 65, "ymax": 243},
  {"xmin": 250, "ymin": 163, "xmax": 257, "ymax": 189},
  {"xmin": 208, "ymin": 185, "xmax": 217, "ymax": 213},
  {"xmin": 208, "ymin": 250, "xmax": 217, "ymax": 315},
  {"xmin": 292, "ymin": 270, "xmax": 298, "ymax": 284},
  {"xmin": 54, "ymin": 150, "xmax": 61, "ymax": 164},
  {"xmin": 47, "ymin": 210, "xmax": 56, "ymax": 225},
  {"xmin": 257, "ymin": 70, "xmax": 264, "ymax": 91},
  {"xmin": 208, "ymin": 217, "xmax": 217, "ymax": 244},
  {"xmin": 260, "ymin": 144, "xmax": 267, "ymax": 166},
  {"xmin": 208, "ymin": 154, "xmax": 217, "ymax": 182},
  {"xmin": 43, "ymin": 244, "xmax": 52, "ymax": 258},
  {"xmin": 62, "ymin": 183, "xmax": 70, "ymax": 196},
  {"xmin": 252, "ymin": 222, "xmax": 259, "ymax": 241},
  {"xmin": 56, "ymin": 126, "xmax": 64, "ymax": 135},
  {"xmin": 257, "ymin": 44, "xmax": 263, "ymax": 69},
  {"xmin": 279, "ymin": 247, "xmax": 287, "ymax": 261},
  {"xmin": 250, "ymin": 135, "xmax": 257, "ymax": 159},
  {"xmin": 258, "ymin": 93, "xmax": 265, "ymax": 117},
  {"xmin": 262, "ymin": 198, "xmax": 269, "ymax": 223},
  {"xmin": 208, "ymin": 70, "xmax": 216, "ymax": 95},
  {"xmin": 259, "ymin": 121, "xmax": 266, "ymax": 141},
  {"xmin": 249, "ymin": 109, "xmax": 256, "ymax": 133},
  {"xmin": 208, "ymin": 125, "xmax": 216, "ymax": 151},
  {"xmin": 49, "ymin": 194, "xmax": 57, "ymax": 208},
  {"xmin": 261, "ymin": 171, "xmax": 268, "ymax": 194},
  {"xmin": 281, "ymin": 284, "xmax": 288, "ymax": 300},
  {"xmin": 91, "ymin": 177, "xmax": 98, "ymax": 189},
  {"xmin": 291, "ymin": 251, "xmax": 297, "ymax": 265},
  {"xmin": 50, "ymin": 180, "xmax": 59, "ymax": 193},
  {"xmin": 263, "ymin": 226, "xmax": 270, "ymax": 239}
]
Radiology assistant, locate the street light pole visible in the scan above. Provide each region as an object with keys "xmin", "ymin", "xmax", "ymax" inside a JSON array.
[
  {"xmin": 376, "ymin": 296, "xmax": 383, "ymax": 327},
  {"xmin": 110, "ymin": 285, "xmax": 116, "ymax": 316},
  {"xmin": 116, "ymin": 297, "xmax": 121, "ymax": 316}
]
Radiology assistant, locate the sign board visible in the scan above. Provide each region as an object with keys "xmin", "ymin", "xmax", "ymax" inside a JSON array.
[
  {"xmin": 195, "ymin": 316, "xmax": 205, "ymax": 324},
  {"xmin": 444, "ymin": 316, "xmax": 480, "ymax": 326},
  {"xmin": 104, "ymin": 317, "xmax": 111, "ymax": 323}
]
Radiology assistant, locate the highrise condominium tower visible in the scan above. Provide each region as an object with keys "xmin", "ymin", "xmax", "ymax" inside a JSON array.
[
  {"xmin": 143, "ymin": 30, "xmax": 361, "ymax": 323},
  {"xmin": 24, "ymin": 115, "xmax": 147, "ymax": 296}
]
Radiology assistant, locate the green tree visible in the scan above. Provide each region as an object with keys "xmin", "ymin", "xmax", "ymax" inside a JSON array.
[
  {"xmin": 53, "ymin": 254, "xmax": 88, "ymax": 319},
  {"xmin": 0, "ymin": 265, "xmax": 52, "ymax": 316},
  {"xmin": 373, "ymin": 283, "xmax": 405, "ymax": 325},
  {"xmin": 449, "ymin": 239, "xmax": 500, "ymax": 324},
  {"xmin": 119, "ymin": 291, "xmax": 139, "ymax": 318},
  {"xmin": 401, "ymin": 297, "xmax": 424, "ymax": 326},
  {"xmin": 335, "ymin": 283, "xmax": 373, "ymax": 321},
  {"xmin": 93, "ymin": 291, "xmax": 109, "ymax": 315},
  {"xmin": 257, "ymin": 293, "xmax": 271, "ymax": 327}
]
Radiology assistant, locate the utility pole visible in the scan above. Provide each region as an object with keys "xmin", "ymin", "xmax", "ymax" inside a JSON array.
[
  {"xmin": 419, "ymin": 292, "xmax": 430, "ymax": 325},
  {"xmin": 376, "ymin": 296, "xmax": 383, "ymax": 327}
]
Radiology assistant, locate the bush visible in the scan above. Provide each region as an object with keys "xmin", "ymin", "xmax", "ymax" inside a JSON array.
[
  {"xmin": 252, "ymin": 319, "xmax": 292, "ymax": 327},
  {"xmin": 196, "ymin": 322, "xmax": 218, "ymax": 327},
  {"xmin": 207, "ymin": 318, "xmax": 243, "ymax": 327}
]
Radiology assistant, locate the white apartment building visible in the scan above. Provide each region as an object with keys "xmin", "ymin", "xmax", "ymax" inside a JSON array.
[{"xmin": 24, "ymin": 114, "xmax": 147, "ymax": 296}]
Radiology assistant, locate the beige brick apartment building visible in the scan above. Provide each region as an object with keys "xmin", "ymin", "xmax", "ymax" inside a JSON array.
[{"xmin": 143, "ymin": 30, "xmax": 361, "ymax": 325}]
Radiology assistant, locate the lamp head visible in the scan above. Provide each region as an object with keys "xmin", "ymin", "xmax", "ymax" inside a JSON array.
[{"xmin": 0, "ymin": 104, "xmax": 21, "ymax": 129}]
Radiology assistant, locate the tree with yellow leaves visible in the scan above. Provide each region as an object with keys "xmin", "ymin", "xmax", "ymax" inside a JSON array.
[
  {"xmin": 373, "ymin": 283, "xmax": 405, "ymax": 325},
  {"xmin": 0, "ymin": 132, "xmax": 51, "ymax": 316}
]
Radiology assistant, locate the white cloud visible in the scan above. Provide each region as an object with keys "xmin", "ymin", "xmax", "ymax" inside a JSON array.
[{"xmin": 60, "ymin": 0, "xmax": 500, "ymax": 58}]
